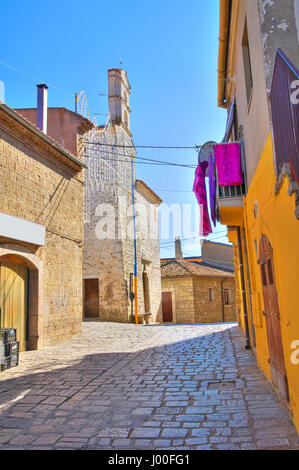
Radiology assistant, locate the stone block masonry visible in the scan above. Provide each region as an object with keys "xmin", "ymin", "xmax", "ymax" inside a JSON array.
[{"xmin": 0, "ymin": 105, "xmax": 85, "ymax": 349}]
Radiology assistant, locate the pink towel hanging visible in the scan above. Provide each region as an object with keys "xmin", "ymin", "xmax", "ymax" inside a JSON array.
[{"xmin": 214, "ymin": 143, "xmax": 243, "ymax": 186}]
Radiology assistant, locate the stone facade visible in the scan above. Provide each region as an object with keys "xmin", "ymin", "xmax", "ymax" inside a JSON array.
[
  {"xmin": 161, "ymin": 276, "xmax": 236, "ymax": 324},
  {"xmin": 193, "ymin": 277, "xmax": 237, "ymax": 323},
  {"xmin": 161, "ymin": 239, "xmax": 237, "ymax": 324},
  {"xmin": 135, "ymin": 180, "xmax": 162, "ymax": 323},
  {"xmin": 83, "ymin": 69, "xmax": 162, "ymax": 323},
  {"xmin": 0, "ymin": 103, "xmax": 88, "ymax": 350},
  {"xmin": 201, "ymin": 240, "xmax": 235, "ymax": 271}
]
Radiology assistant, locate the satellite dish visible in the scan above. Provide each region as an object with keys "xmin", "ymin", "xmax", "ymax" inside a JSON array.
[
  {"xmin": 198, "ymin": 141, "xmax": 217, "ymax": 163},
  {"xmin": 197, "ymin": 141, "xmax": 217, "ymax": 175}
]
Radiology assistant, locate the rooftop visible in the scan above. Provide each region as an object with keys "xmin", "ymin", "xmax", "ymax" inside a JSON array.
[{"xmin": 161, "ymin": 259, "xmax": 234, "ymax": 279}]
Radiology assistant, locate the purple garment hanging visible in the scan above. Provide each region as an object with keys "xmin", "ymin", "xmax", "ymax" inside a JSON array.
[
  {"xmin": 208, "ymin": 154, "xmax": 217, "ymax": 227},
  {"xmin": 214, "ymin": 143, "xmax": 243, "ymax": 186},
  {"xmin": 193, "ymin": 161, "xmax": 212, "ymax": 237}
]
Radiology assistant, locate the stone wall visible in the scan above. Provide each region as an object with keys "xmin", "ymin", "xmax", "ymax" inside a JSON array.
[
  {"xmin": 193, "ymin": 277, "xmax": 237, "ymax": 323},
  {"xmin": 83, "ymin": 124, "xmax": 134, "ymax": 322},
  {"xmin": 135, "ymin": 189, "xmax": 162, "ymax": 323},
  {"xmin": 162, "ymin": 276, "xmax": 237, "ymax": 324},
  {"xmin": 161, "ymin": 278, "xmax": 195, "ymax": 323},
  {"xmin": 0, "ymin": 123, "xmax": 84, "ymax": 347},
  {"xmin": 83, "ymin": 123, "xmax": 162, "ymax": 323}
]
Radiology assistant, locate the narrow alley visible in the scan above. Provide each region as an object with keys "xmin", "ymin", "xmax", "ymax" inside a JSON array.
[{"xmin": 0, "ymin": 322, "xmax": 298, "ymax": 450}]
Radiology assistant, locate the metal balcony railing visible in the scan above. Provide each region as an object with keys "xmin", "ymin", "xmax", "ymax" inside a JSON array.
[
  {"xmin": 218, "ymin": 182, "xmax": 246, "ymax": 199},
  {"xmin": 270, "ymin": 49, "xmax": 299, "ymax": 183},
  {"xmin": 217, "ymin": 135, "xmax": 247, "ymax": 200}
]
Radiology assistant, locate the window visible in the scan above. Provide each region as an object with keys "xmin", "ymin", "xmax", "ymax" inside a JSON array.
[
  {"xmin": 242, "ymin": 20, "xmax": 253, "ymax": 106},
  {"xmin": 124, "ymin": 110, "xmax": 129, "ymax": 127},
  {"xmin": 208, "ymin": 288, "xmax": 214, "ymax": 302},
  {"xmin": 223, "ymin": 289, "xmax": 232, "ymax": 306}
]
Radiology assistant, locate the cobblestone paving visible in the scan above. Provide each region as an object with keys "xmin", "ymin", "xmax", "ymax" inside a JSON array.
[{"xmin": 0, "ymin": 322, "xmax": 298, "ymax": 450}]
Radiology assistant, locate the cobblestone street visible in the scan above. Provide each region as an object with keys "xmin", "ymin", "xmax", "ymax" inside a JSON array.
[{"xmin": 0, "ymin": 322, "xmax": 298, "ymax": 450}]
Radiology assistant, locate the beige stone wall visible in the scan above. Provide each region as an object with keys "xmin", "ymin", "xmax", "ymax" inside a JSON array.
[
  {"xmin": 0, "ymin": 126, "xmax": 84, "ymax": 347},
  {"xmin": 162, "ymin": 278, "xmax": 195, "ymax": 324},
  {"xmin": 135, "ymin": 191, "xmax": 162, "ymax": 323},
  {"xmin": 83, "ymin": 125, "xmax": 133, "ymax": 322},
  {"xmin": 193, "ymin": 277, "xmax": 237, "ymax": 324},
  {"xmin": 162, "ymin": 276, "xmax": 237, "ymax": 325},
  {"xmin": 201, "ymin": 240, "xmax": 234, "ymax": 270},
  {"xmin": 83, "ymin": 125, "xmax": 162, "ymax": 323}
]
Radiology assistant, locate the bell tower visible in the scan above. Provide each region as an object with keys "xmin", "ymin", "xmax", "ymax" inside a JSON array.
[{"xmin": 108, "ymin": 69, "xmax": 131, "ymax": 132}]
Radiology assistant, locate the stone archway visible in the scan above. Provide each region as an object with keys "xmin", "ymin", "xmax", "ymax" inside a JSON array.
[{"xmin": 0, "ymin": 243, "xmax": 43, "ymax": 350}]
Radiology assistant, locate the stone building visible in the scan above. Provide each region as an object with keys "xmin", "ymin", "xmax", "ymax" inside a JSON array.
[
  {"xmin": 0, "ymin": 97, "xmax": 92, "ymax": 351},
  {"xmin": 200, "ymin": 239, "xmax": 235, "ymax": 271},
  {"xmin": 161, "ymin": 238, "xmax": 236, "ymax": 324},
  {"xmin": 83, "ymin": 69, "xmax": 162, "ymax": 323}
]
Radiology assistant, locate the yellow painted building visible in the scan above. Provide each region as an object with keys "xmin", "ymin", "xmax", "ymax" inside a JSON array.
[{"xmin": 216, "ymin": 0, "xmax": 299, "ymax": 433}]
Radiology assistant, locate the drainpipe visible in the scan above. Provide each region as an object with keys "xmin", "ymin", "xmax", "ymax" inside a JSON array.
[
  {"xmin": 221, "ymin": 278, "xmax": 226, "ymax": 322},
  {"xmin": 237, "ymin": 226, "xmax": 251, "ymax": 349},
  {"xmin": 131, "ymin": 157, "xmax": 138, "ymax": 324}
]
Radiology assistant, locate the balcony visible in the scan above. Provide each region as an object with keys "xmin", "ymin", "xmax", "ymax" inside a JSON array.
[{"xmin": 216, "ymin": 137, "xmax": 247, "ymax": 226}]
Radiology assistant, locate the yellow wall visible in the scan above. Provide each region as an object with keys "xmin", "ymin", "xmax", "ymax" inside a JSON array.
[{"xmin": 241, "ymin": 133, "xmax": 299, "ymax": 433}]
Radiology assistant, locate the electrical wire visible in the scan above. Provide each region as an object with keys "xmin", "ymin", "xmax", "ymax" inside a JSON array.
[
  {"xmin": 84, "ymin": 150, "xmax": 196, "ymax": 168},
  {"xmin": 0, "ymin": 59, "xmax": 73, "ymax": 97},
  {"xmin": 159, "ymin": 231, "xmax": 228, "ymax": 246},
  {"xmin": 84, "ymin": 141, "xmax": 199, "ymax": 150}
]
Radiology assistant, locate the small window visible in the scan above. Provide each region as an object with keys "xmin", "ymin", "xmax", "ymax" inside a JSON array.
[
  {"xmin": 208, "ymin": 288, "xmax": 214, "ymax": 302},
  {"xmin": 223, "ymin": 289, "xmax": 232, "ymax": 305},
  {"xmin": 242, "ymin": 20, "xmax": 253, "ymax": 106},
  {"xmin": 124, "ymin": 110, "xmax": 129, "ymax": 127}
]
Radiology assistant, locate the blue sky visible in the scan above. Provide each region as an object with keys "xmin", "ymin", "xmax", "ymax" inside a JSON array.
[{"xmin": 1, "ymin": 0, "xmax": 229, "ymax": 258}]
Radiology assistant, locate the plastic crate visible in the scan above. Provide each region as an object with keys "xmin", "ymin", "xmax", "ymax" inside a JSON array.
[
  {"xmin": 1, "ymin": 328, "xmax": 17, "ymax": 344},
  {"xmin": 4, "ymin": 341, "xmax": 19, "ymax": 357},
  {"xmin": 0, "ymin": 356, "xmax": 11, "ymax": 371},
  {"xmin": 10, "ymin": 353, "xmax": 19, "ymax": 368}
]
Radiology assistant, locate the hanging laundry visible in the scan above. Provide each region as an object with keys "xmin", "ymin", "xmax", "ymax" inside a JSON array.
[
  {"xmin": 193, "ymin": 161, "xmax": 212, "ymax": 236},
  {"xmin": 208, "ymin": 154, "xmax": 217, "ymax": 227},
  {"xmin": 214, "ymin": 143, "xmax": 243, "ymax": 186}
]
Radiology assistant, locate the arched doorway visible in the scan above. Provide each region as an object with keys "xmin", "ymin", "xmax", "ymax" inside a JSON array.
[
  {"xmin": 258, "ymin": 234, "xmax": 289, "ymax": 402},
  {"xmin": 0, "ymin": 245, "xmax": 42, "ymax": 351},
  {"xmin": 0, "ymin": 255, "xmax": 28, "ymax": 352}
]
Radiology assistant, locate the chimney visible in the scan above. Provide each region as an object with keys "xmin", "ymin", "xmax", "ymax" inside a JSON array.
[
  {"xmin": 37, "ymin": 84, "xmax": 48, "ymax": 133},
  {"xmin": 175, "ymin": 237, "xmax": 183, "ymax": 261}
]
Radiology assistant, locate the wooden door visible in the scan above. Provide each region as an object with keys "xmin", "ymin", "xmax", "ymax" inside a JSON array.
[
  {"xmin": 259, "ymin": 235, "xmax": 289, "ymax": 402},
  {"xmin": 0, "ymin": 258, "xmax": 28, "ymax": 352},
  {"xmin": 162, "ymin": 292, "xmax": 173, "ymax": 322},
  {"xmin": 84, "ymin": 279, "xmax": 99, "ymax": 318}
]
